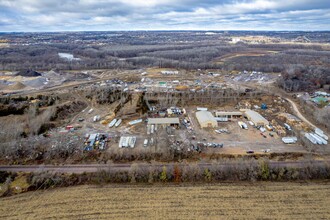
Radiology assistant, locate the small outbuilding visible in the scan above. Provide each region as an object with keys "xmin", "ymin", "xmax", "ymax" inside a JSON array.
[
  {"xmin": 147, "ymin": 118, "xmax": 180, "ymax": 127},
  {"xmin": 195, "ymin": 111, "xmax": 218, "ymax": 128},
  {"xmin": 215, "ymin": 111, "xmax": 243, "ymax": 119}
]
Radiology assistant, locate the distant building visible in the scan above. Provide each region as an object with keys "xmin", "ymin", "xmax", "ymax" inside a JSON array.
[
  {"xmin": 312, "ymin": 96, "xmax": 328, "ymax": 105},
  {"xmin": 195, "ymin": 111, "xmax": 218, "ymax": 128},
  {"xmin": 232, "ymin": 38, "xmax": 241, "ymax": 43},
  {"xmin": 315, "ymin": 91, "xmax": 329, "ymax": 97},
  {"xmin": 161, "ymin": 70, "xmax": 179, "ymax": 75},
  {"xmin": 159, "ymin": 81, "xmax": 167, "ymax": 87},
  {"xmin": 242, "ymin": 109, "xmax": 269, "ymax": 126}
]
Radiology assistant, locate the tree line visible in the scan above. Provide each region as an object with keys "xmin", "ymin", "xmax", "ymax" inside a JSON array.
[{"xmin": 1, "ymin": 159, "xmax": 330, "ymax": 197}]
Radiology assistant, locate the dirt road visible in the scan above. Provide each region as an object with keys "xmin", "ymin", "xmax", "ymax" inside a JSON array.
[
  {"xmin": 285, "ymin": 97, "xmax": 329, "ymax": 137},
  {"xmin": 285, "ymin": 98, "xmax": 316, "ymax": 128},
  {"xmin": 244, "ymin": 83, "xmax": 328, "ymax": 135}
]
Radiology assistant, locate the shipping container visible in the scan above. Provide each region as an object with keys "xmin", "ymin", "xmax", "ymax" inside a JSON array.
[
  {"xmin": 310, "ymin": 133, "xmax": 327, "ymax": 145},
  {"xmin": 115, "ymin": 119, "xmax": 122, "ymax": 127},
  {"xmin": 282, "ymin": 137, "xmax": 298, "ymax": 144},
  {"xmin": 129, "ymin": 119, "xmax": 142, "ymax": 125},
  {"xmin": 108, "ymin": 119, "xmax": 117, "ymax": 128},
  {"xmin": 197, "ymin": 107, "xmax": 208, "ymax": 111},
  {"xmin": 315, "ymin": 128, "xmax": 328, "ymax": 141},
  {"xmin": 305, "ymin": 133, "xmax": 317, "ymax": 144}
]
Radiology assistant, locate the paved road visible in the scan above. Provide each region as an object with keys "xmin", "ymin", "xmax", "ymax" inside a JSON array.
[{"xmin": 0, "ymin": 161, "xmax": 328, "ymax": 174}]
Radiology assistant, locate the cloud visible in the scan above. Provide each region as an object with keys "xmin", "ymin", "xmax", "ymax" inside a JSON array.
[{"xmin": 0, "ymin": 0, "xmax": 329, "ymax": 31}]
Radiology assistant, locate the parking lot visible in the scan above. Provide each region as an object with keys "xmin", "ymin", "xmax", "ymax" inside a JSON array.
[{"xmin": 187, "ymin": 108, "xmax": 305, "ymax": 154}]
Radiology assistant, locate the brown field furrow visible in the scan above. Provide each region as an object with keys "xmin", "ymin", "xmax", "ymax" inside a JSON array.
[{"xmin": 1, "ymin": 182, "xmax": 330, "ymax": 219}]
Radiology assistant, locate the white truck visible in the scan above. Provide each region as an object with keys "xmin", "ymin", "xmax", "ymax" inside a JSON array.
[
  {"xmin": 93, "ymin": 115, "xmax": 100, "ymax": 122},
  {"xmin": 143, "ymin": 139, "xmax": 148, "ymax": 147}
]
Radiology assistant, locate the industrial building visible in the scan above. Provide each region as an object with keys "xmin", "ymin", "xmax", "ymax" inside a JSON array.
[
  {"xmin": 147, "ymin": 118, "xmax": 180, "ymax": 127},
  {"xmin": 195, "ymin": 111, "xmax": 218, "ymax": 128},
  {"xmin": 215, "ymin": 112, "xmax": 243, "ymax": 121},
  {"xmin": 242, "ymin": 109, "xmax": 269, "ymax": 126}
]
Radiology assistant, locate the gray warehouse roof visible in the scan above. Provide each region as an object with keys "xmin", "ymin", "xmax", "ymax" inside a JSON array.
[
  {"xmin": 148, "ymin": 118, "xmax": 180, "ymax": 125},
  {"xmin": 243, "ymin": 109, "xmax": 269, "ymax": 125},
  {"xmin": 195, "ymin": 111, "xmax": 217, "ymax": 124}
]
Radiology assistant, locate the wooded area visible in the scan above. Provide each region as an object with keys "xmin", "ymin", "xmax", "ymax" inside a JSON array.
[{"xmin": 1, "ymin": 31, "xmax": 329, "ymax": 92}]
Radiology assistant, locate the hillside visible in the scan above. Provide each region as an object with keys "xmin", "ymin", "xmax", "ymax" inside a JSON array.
[{"xmin": 16, "ymin": 70, "xmax": 41, "ymax": 77}]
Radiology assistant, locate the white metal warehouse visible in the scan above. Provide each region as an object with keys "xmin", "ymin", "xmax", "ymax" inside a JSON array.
[{"xmin": 195, "ymin": 111, "xmax": 218, "ymax": 128}]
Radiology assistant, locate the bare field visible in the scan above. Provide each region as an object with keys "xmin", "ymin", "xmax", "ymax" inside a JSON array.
[
  {"xmin": 215, "ymin": 50, "xmax": 279, "ymax": 63},
  {"xmin": 1, "ymin": 182, "xmax": 330, "ymax": 219}
]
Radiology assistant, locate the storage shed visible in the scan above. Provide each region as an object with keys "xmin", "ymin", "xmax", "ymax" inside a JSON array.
[
  {"xmin": 147, "ymin": 118, "xmax": 180, "ymax": 127},
  {"xmin": 195, "ymin": 111, "xmax": 218, "ymax": 128},
  {"xmin": 215, "ymin": 111, "xmax": 242, "ymax": 119}
]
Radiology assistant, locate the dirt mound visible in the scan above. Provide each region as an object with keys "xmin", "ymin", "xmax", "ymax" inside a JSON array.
[
  {"xmin": 101, "ymin": 112, "xmax": 115, "ymax": 125},
  {"xmin": 175, "ymin": 85, "xmax": 189, "ymax": 91},
  {"xmin": 24, "ymin": 77, "xmax": 47, "ymax": 88},
  {"xmin": 7, "ymin": 82, "xmax": 26, "ymax": 90},
  {"xmin": 16, "ymin": 70, "xmax": 41, "ymax": 77}
]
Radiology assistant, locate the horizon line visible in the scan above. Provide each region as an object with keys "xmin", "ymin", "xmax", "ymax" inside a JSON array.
[{"xmin": 1, "ymin": 30, "xmax": 330, "ymax": 34}]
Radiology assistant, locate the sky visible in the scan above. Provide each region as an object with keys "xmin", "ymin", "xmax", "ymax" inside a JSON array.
[{"xmin": 0, "ymin": 0, "xmax": 329, "ymax": 32}]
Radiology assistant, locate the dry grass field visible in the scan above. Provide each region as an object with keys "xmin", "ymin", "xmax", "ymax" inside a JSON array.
[
  {"xmin": 1, "ymin": 182, "xmax": 330, "ymax": 219},
  {"xmin": 215, "ymin": 50, "xmax": 279, "ymax": 63}
]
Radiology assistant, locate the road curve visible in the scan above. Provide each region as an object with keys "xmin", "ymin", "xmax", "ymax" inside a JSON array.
[
  {"xmin": 285, "ymin": 98, "xmax": 316, "ymax": 128},
  {"xmin": 0, "ymin": 161, "xmax": 328, "ymax": 174},
  {"xmin": 245, "ymin": 83, "xmax": 328, "ymax": 136},
  {"xmin": 285, "ymin": 98, "xmax": 330, "ymax": 137}
]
